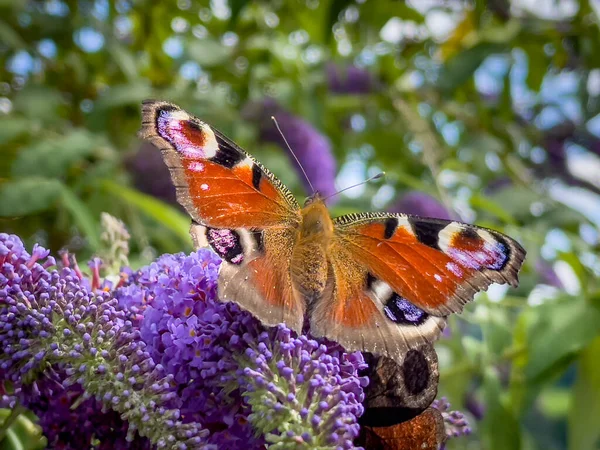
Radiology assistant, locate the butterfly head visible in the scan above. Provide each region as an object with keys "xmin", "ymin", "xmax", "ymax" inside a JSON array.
[{"xmin": 300, "ymin": 192, "xmax": 333, "ymax": 239}]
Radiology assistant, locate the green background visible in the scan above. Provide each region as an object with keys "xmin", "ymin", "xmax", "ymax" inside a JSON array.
[{"xmin": 1, "ymin": 0, "xmax": 600, "ymax": 449}]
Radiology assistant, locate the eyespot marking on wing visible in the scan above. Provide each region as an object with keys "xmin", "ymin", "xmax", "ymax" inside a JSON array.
[
  {"xmin": 206, "ymin": 228, "xmax": 244, "ymax": 265},
  {"xmin": 439, "ymin": 223, "xmax": 510, "ymax": 271},
  {"xmin": 383, "ymin": 293, "xmax": 430, "ymax": 326},
  {"xmin": 156, "ymin": 110, "xmax": 219, "ymax": 159}
]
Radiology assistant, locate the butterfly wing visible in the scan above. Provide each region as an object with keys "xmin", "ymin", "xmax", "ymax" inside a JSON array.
[
  {"xmin": 310, "ymin": 213, "xmax": 524, "ymax": 408},
  {"xmin": 140, "ymin": 101, "xmax": 304, "ymax": 332},
  {"xmin": 139, "ymin": 100, "xmax": 301, "ymax": 229},
  {"xmin": 311, "ymin": 213, "xmax": 525, "ymax": 359},
  {"xmin": 190, "ymin": 223, "xmax": 304, "ymax": 332},
  {"xmin": 332, "ymin": 213, "xmax": 525, "ymax": 315}
]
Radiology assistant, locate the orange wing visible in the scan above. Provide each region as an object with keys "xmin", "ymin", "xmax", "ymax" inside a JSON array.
[
  {"xmin": 139, "ymin": 100, "xmax": 300, "ymax": 229},
  {"xmin": 190, "ymin": 224, "xmax": 304, "ymax": 333},
  {"xmin": 140, "ymin": 101, "xmax": 305, "ymax": 331},
  {"xmin": 331, "ymin": 213, "xmax": 525, "ymax": 316},
  {"xmin": 310, "ymin": 238, "xmax": 444, "ymax": 409}
]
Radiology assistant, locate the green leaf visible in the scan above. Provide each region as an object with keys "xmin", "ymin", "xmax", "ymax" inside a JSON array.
[
  {"xmin": 522, "ymin": 44, "xmax": 547, "ymax": 92},
  {"xmin": 470, "ymin": 193, "xmax": 518, "ymax": 225},
  {"xmin": 228, "ymin": 0, "xmax": 250, "ymax": 25},
  {"xmin": 568, "ymin": 337, "xmax": 600, "ymax": 450},
  {"xmin": 100, "ymin": 180, "xmax": 190, "ymax": 243},
  {"xmin": 11, "ymin": 86, "xmax": 63, "ymax": 122},
  {"xmin": 438, "ymin": 43, "xmax": 507, "ymax": 95},
  {"xmin": 59, "ymin": 186, "xmax": 100, "ymax": 250},
  {"xmin": 0, "ymin": 409, "xmax": 45, "ymax": 450},
  {"xmin": 187, "ymin": 39, "xmax": 232, "ymax": 67},
  {"xmin": 326, "ymin": 0, "xmax": 353, "ymax": 40},
  {"xmin": 11, "ymin": 130, "xmax": 101, "ymax": 178},
  {"xmin": 0, "ymin": 117, "xmax": 31, "ymax": 145},
  {"xmin": 0, "ymin": 19, "xmax": 26, "ymax": 49},
  {"xmin": 482, "ymin": 367, "xmax": 522, "ymax": 450},
  {"xmin": 525, "ymin": 299, "xmax": 600, "ymax": 382},
  {"xmin": 0, "ymin": 178, "xmax": 62, "ymax": 216},
  {"xmin": 108, "ymin": 44, "xmax": 139, "ymax": 81},
  {"xmin": 94, "ymin": 83, "xmax": 153, "ymax": 110}
]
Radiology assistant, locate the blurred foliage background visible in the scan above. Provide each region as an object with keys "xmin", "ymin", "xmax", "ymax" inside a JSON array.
[{"xmin": 1, "ymin": 0, "xmax": 600, "ymax": 449}]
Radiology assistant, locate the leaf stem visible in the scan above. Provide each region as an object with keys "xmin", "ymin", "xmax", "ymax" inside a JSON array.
[{"xmin": 0, "ymin": 401, "xmax": 27, "ymax": 441}]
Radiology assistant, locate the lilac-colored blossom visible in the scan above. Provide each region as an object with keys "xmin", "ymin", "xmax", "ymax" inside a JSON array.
[
  {"xmin": 389, "ymin": 191, "xmax": 452, "ymax": 220},
  {"xmin": 0, "ymin": 233, "xmax": 207, "ymax": 449},
  {"xmin": 244, "ymin": 99, "xmax": 337, "ymax": 201},
  {"xmin": 126, "ymin": 142, "xmax": 178, "ymax": 206},
  {"xmin": 116, "ymin": 249, "xmax": 368, "ymax": 448},
  {"xmin": 1, "ymin": 233, "xmax": 367, "ymax": 448},
  {"xmin": 326, "ymin": 63, "xmax": 375, "ymax": 94},
  {"xmin": 432, "ymin": 397, "xmax": 472, "ymax": 448}
]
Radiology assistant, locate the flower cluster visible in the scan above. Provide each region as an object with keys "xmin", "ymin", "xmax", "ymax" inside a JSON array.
[
  {"xmin": 326, "ymin": 63, "xmax": 375, "ymax": 95},
  {"xmin": 116, "ymin": 249, "xmax": 367, "ymax": 448},
  {"xmin": 1, "ymin": 234, "xmax": 368, "ymax": 449},
  {"xmin": 0, "ymin": 233, "xmax": 206, "ymax": 449},
  {"xmin": 432, "ymin": 397, "xmax": 472, "ymax": 447}
]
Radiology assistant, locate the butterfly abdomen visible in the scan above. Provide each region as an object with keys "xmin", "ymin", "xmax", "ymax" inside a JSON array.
[{"xmin": 290, "ymin": 197, "xmax": 334, "ymax": 299}]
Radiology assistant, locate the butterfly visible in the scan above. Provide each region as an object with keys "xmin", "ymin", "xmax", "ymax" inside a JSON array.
[{"xmin": 139, "ymin": 100, "xmax": 526, "ymax": 376}]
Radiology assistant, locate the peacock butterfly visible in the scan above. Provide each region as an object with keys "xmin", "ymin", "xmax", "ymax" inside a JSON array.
[{"xmin": 138, "ymin": 100, "xmax": 526, "ymax": 373}]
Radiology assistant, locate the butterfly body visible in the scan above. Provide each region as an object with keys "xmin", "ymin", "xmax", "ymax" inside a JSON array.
[
  {"xmin": 139, "ymin": 100, "xmax": 526, "ymax": 374},
  {"xmin": 291, "ymin": 194, "xmax": 334, "ymax": 300}
]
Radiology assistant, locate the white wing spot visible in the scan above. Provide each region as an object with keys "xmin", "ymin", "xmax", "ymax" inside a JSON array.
[
  {"xmin": 201, "ymin": 183, "xmax": 209, "ymax": 191},
  {"xmin": 434, "ymin": 274, "xmax": 443, "ymax": 282},
  {"xmin": 189, "ymin": 161, "xmax": 205, "ymax": 172},
  {"xmin": 446, "ymin": 262, "xmax": 463, "ymax": 277}
]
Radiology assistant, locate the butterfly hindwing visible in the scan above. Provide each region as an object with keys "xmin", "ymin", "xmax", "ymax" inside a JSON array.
[
  {"xmin": 310, "ymin": 238, "xmax": 447, "ymax": 363},
  {"xmin": 189, "ymin": 215, "xmax": 305, "ymax": 334},
  {"xmin": 139, "ymin": 100, "xmax": 301, "ymax": 229},
  {"xmin": 331, "ymin": 213, "xmax": 525, "ymax": 316}
]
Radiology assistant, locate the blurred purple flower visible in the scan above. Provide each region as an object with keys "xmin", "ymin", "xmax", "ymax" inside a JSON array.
[
  {"xmin": 244, "ymin": 99, "xmax": 337, "ymax": 201},
  {"xmin": 389, "ymin": 191, "xmax": 452, "ymax": 220},
  {"xmin": 326, "ymin": 63, "xmax": 375, "ymax": 94},
  {"xmin": 464, "ymin": 390, "xmax": 485, "ymax": 421},
  {"xmin": 432, "ymin": 397, "xmax": 472, "ymax": 448},
  {"xmin": 125, "ymin": 142, "xmax": 178, "ymax": 206},
  {"xmin": 535, "ymin": 259, "xmax": 564, "ymax": 289}
]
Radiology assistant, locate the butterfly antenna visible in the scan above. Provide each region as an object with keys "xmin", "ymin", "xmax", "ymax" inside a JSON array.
[
  {"xmin": 271, "ymin": 116, "xmax": 316, "ymax": 194},
  {"xmin": 322, "ymin": 172, "xmax": 386, "ymax": 201}
]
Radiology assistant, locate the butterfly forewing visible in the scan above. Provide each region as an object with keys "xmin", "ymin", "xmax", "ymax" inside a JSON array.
[
  {"xmin": 139, "ymin": 100, "xmax": 300, "ymax": 229},
  {"xmin": 330, "ymin": 213, "xmax": 525, "ymax": 316}
]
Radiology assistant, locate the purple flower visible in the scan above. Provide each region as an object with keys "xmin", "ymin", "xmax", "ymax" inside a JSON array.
[
  {"xmin": 125, "ymin": 142, "xmax": 178, "ymax": 206},
  {"xmin": 2, "ymin": 233, "xmax": 368, "ymax": 448},
  {"xmin": 432, "ymin": 397, "xmax": 472, "ymax": 447},
  {"xmin": 0, "ymin": 233, "xmax": 208, "ymax": 449},
  {"xmin": 389, "ymin": 191, "xmax": 453, "ymax": 220},
  {"xmin": 236, "ymin": 327, "xmax": 367, "ymax": 448},
  {"xmin": 116, "ymin": 249, "xmax": 368, "ymax": 448},
  {"xmin": 535, "ymin": 259, "xmax": 564, "ymax": 289},
  {"xmin": 326, "ymin": 63, "xmax": 375, "ymax": 94},
  {"xmin": 244, "ymin": 99, "xmax": 337, "ymax": 201}
]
